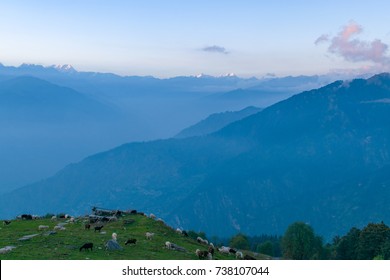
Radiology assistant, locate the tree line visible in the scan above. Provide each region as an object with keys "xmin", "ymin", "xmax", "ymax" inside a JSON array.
[
  {"xmin": 188, "ymin": 221, "xmax": 390, "ymax": 260},
  {"xmin": 281, "ymin": 221, "xmax": 390, "ymax": 260}
]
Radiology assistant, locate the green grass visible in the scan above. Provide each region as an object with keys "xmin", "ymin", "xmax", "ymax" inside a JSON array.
[{"xmin": 0, "ymin": 215, "xmax": 266, "ymax": 260}]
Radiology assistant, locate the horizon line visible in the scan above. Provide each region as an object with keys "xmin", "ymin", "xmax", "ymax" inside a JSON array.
[{"xmin": 1, "ymin": 61, "xmax": 381, "ymax": 81}]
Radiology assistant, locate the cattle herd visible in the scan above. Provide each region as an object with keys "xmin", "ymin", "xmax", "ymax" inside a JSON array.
[{"xmin": 0, "ymin": 207, "xmax": 259, "ymax": 260}]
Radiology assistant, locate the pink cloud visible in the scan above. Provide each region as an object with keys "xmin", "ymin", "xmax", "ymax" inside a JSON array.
[
  {"xmin": 318, "ymin": 22, "xmax": 390, "ymax": 66},
  {"xmin": 340, "ymin": 22, "xmax": 362, "ymax": 40}
]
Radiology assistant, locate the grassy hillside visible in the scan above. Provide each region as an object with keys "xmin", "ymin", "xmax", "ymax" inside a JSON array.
[{"xmin": 0, "ymin": 214, "xmax": 265, "ymax": 260}]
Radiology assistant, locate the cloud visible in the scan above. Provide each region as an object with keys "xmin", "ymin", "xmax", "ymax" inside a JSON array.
[
  {"xmin": 314, "ymin": 34, "xmax": 329, "ymax": 45},
  {"xmin": 317, "ymin": 22, "xmax": 390, "ymax": 66},
  {"xmin": 202, "ymin": 45, "xmax": 229, "ymax": 54}
]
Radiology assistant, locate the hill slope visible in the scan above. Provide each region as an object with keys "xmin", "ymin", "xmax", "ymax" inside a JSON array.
[
  {"xmin": 0, "ymin": 213, "xmax": 262, "ymax": 260},
  {"xmin": 0, "ymin": 76, "xmax": 118, "ymax": 122},
  {"xmin": 175, "ymin": 106, "xmax": 262, "ymax": 138},
  {"xmin": 0, "ymin": 76, "xmax": 136, "ymax": 193},
  {"xmin": 1, "ymin": 74, "xmax": 390, "ymax": 239}
]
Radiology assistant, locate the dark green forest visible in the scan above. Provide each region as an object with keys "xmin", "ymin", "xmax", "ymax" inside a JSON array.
[{"xmin": 194, "ymin": 221, "xmax": 390, "ymax": 260}]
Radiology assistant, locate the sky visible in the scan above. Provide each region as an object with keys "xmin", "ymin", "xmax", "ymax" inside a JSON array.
[{"xmin": 1, "ymin": 0, "xmax": 390, "ymax": 78}]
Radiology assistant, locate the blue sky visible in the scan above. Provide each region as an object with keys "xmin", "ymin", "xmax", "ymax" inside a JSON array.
[{"xmin": 1, "ymin": 0, "xmax": 390, "ymax": 77}]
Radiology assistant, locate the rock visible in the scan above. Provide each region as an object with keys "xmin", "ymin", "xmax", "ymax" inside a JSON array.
[
  {"xmin": 105, "ymin": 239, "xmax": 123, "ymax": 251},
  {"xmin": 18, "ymin": 234, "xmax": 40, "ymax": 241},
  {"xmin": 44, "ymin": 231, "xmax": 57, "ymax": 236},
  {"xmin": 123, "ymin": 219, "xmax": 135, "ymax": 225},
  {"xmin": 0, "ymin": 246, "xmax": 16, "ymax": 254}
]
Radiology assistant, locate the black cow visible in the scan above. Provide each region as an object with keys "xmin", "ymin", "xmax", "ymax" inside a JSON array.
[
  {"xmin": 94, "ymin": 225, "xmax": 104, "ymax": 232},
  {"xmin": 196, "ymin": 250, "xmax": 209, "ymax": 259},
  {"xmin": 229, "ymin": 248, "xmax": 237, "ymax": 254},
  {"xmin": 21, "ymin": 214, "xmax": 33, "ymax": 220},
  {"xmin": 208, "ymin": 246, "xmax": 215, "ymax": 256},
  {"xmin": 125, "ymin": 238, "xmax": 137, "ymax": 245},
  {"xmin": 80, "ymin": 243, "xmax": 93, "ymax": 251}
]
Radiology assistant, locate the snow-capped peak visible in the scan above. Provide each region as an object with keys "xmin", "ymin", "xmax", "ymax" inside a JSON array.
[
  {"xmin": 52, "ymin": 64, "xmax": 76, "ymax": 73},
  {"xmin": 220, "ymin": 73, "xmax": 237, "ymax": 78},
  {"xmin": 195, "ymin": 73, "xmax": 207, "ymax": 78},
  {"xmin": 194, "ymin": 73, "xmax": 237, "ymax": 78}
]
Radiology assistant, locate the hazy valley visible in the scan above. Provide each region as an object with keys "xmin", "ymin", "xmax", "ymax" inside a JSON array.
[{"xmin": 1, "ymin": 65, "xmax": 389, "ymax": 241}]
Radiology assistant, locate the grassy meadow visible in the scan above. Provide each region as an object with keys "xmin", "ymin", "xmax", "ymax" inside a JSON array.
[{"xmin": 0, "ymin": 214, "xmax": 265, "ymax": 260}]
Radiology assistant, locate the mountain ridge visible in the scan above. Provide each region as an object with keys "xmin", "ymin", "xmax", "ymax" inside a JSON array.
[
  {"xmin": 0, "ymin": 76, "xmax": 119, "ymax": 122},
  {"xmin": 1, "ymin": 73, "xmax": 389, "ymax": 239},
  {"xmin": 175, "ymin": 106, "xmax": 262, "ymax": 138}
]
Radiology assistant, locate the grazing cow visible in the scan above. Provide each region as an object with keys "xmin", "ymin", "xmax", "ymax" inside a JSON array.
[
  {"xmin": 195, "ymin": 249, "xmax": 209, "ymax": 259},
  {"xmin": 130, "ymin": 210, "xmax": 137, "ymax": 214},
  {"xmin": 145, "ymin": 232, "xmax": 155, "ymax": 240},
  {"xmin": 218, "ymin": 246, "xmax": 231, "ymax": 254},
  {"xmin": 182, "ymin": 230, "xmax": 188, "ymax": 237},
  {"xmin": 54, "ymin": 225, "xmax": 66, "ymax": 230},
  {"xmin": 85, "ymin": 224, "xmax": 91, "ymax": 230},
  {"xmin": 80, "ymin": 243, "xmax": 93, "ymax": 251},
  {"xmin": 3, "ymin": 220, "xmax": 11, "ymax": 226},
  {"xmin": 125, "ymin": 239, "xmax": 137, "ymax": 245},
  {"xmin": 208, "ymin": 246, "xmax": 215, "ymax": 256},
  {"xmin": 236, "ymin": 251, "xmax": 244, "ymax": 259},
  {"xmin": 197, "ymin": 237, "xmax": 209, "ymax": 245},
  {"xmin": 156, "ymin": 218, "xmax": 165, "ymax": 224},
  {"xmin": 229, "ymin": 248, "xmax": 237, "ymax": 254},
  {"xmin": 94, "ymin": 225, "xmax": 104, "ymax": 232},
  {"xmin": 165, "ymin": 241, "xmax": 186, "ymax": 252},
  {"xmin": 38, "ymin": 225, "xmax": 49, "ymax": 230},
  {"xmin": 21, "ymin": 214, "xmax": 33, "ymax": 220}
]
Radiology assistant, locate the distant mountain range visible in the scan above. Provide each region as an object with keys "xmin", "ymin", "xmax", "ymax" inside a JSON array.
[
  {"xmin": 0, "ymin": 62, "xmax": 337, "ymax": 192},
  {"xmin": 0, "ymin": 63, "xmax": 334, "ymax": 94},
  {"xmin": 0, "ymin": 76, "xmax": 118, "ymax": 122},
  {"xmin": 1, "ymin": 73, "xmax": 389, "ymax": 240}
]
